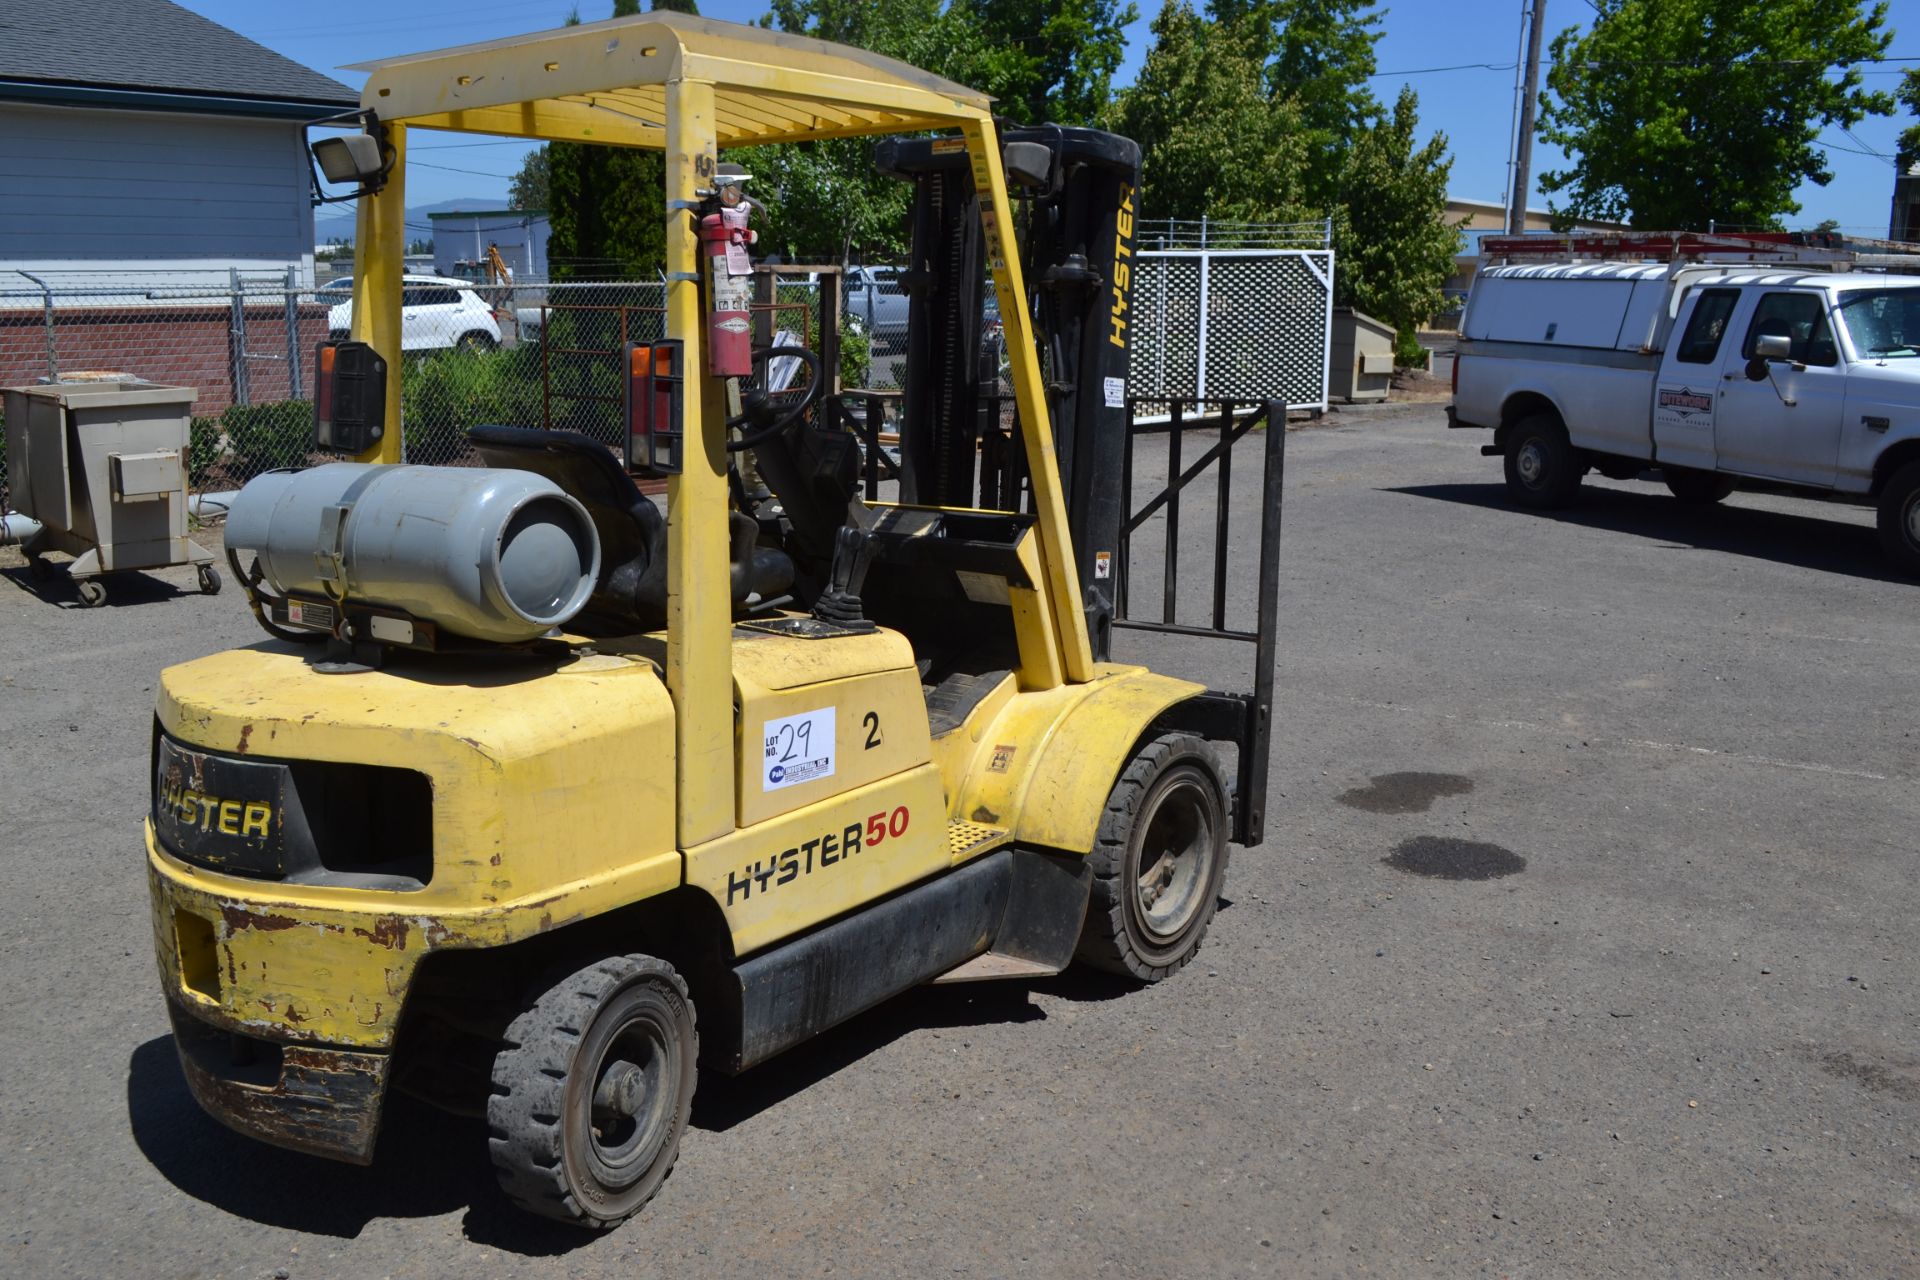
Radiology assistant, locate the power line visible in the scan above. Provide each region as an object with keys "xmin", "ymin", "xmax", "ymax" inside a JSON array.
[{"xmin": 1374, "ymin": 53, "xmax": 1920, "ymax": 78}]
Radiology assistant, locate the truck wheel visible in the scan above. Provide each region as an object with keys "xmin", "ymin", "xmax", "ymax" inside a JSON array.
[
  {"xmin": 1877, "ymin": 460, "xmax": 1920, "ymax": 578},
  {"xmin": 1503, "ymin": 414, "xmax": 1582, "ymax": 509},
  {"xmin": 1075, "ymin": 733, "xmax": 1230, "ymax": 982},
  {"xmin": 489, "ymin": 955, "xmax": 698, "ymax": 1229},
  {"xmin": 1664, "ymin": 468, "xmax": 1736, "ymax": 505}
]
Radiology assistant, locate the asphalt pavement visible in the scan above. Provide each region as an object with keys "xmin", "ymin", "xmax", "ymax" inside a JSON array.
[{"xmin": 1, "ymin": 402, "xmax": 1915, "ymax": 1278}]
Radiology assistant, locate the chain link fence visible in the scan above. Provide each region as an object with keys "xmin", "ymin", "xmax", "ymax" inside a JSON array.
[{"xmin": 0, "ymin": 271, "xmax": 828, "ymax": 506}]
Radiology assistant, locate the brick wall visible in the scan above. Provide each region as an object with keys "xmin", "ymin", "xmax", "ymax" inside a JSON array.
[{"xmin": 0, "ymin": 303, "xmax": 331, "ymax": 416}]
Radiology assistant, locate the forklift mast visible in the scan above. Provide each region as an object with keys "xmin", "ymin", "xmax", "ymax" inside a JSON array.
[{"xmin": 876, "ymin": 126, "xmax": 1141, "ymax": 661}]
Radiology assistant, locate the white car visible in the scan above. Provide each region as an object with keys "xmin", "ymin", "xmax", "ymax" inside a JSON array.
[{"xmin": 323, "ymin": 274, "xmax": 502, "ymax": 352}]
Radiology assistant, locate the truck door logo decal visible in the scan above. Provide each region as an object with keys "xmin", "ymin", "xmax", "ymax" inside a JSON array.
[{"xmin": 1657, "ymin": 386, "xmax": 1713, "ymax": 418}]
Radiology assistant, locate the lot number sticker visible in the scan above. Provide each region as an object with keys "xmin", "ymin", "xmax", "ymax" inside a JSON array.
[{"xmin": 763, "ymin": 707, "xmax": 836, "ymax": 791}]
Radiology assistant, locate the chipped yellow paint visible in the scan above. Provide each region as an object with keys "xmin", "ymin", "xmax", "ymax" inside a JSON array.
[{"xmin": 148, "ymin": 644, "xmax": 681, "ymax": 1047}]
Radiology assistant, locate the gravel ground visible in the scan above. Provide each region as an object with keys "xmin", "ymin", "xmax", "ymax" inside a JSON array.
[{"xmin": 1, "ymin": 402, "xmax": 1915, "ymax": 1278}]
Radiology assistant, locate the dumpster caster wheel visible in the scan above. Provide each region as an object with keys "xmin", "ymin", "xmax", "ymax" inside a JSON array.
[
  {"xmin": 76, "ymin": 579, "xmax": 107, "ymax": 608},
  {"xmin": 26, "ymin": 556, "xmax": 52, "ymax": 583},
  {"xmin": 197, "ymin": 564, "xmax": 222, "ymax": 596}
]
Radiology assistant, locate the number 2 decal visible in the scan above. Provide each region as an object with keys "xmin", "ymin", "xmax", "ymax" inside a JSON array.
[{"xmin": 863, "ymin": 711, "xmax": 882, "ymax": 749}]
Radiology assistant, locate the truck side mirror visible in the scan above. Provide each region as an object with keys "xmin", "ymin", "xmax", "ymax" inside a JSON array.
[{"xmin": 1747, "ymin": 332, "xmax": 1792, "ymax": 381}]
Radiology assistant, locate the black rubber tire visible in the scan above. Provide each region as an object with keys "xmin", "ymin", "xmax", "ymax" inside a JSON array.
[
  {"xmin": 1074, "ymin": 733, "xmax": 1230, "ymax": 982},
  {"xmin": 1502, "ymin": 413, "xmax": 1583, "ymax": 509},
  {"xmin": 1876, "ymin": 459, "xmax": 1920, "ymax": 579},
  {"xmin": 76, "ymin": 579, "xmax": 106, "ymax": 607},
  {"xmin": 1664, "ymin": 468, "xmax": 1736, "ymax": 505},
  {"xmin": 197, "ymin": 564, "xmax": 222, "ymax": 596},
  {"xmin": 488, "ymin": 955, "xmax": 698, "ymax": 1230}
]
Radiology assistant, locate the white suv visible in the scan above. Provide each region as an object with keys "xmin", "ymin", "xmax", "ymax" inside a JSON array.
[{"xmin": 324, "ymin": 275, "xmax": 502, "ymax": 352}]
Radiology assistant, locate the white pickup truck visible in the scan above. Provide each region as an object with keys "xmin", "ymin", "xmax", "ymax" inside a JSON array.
[{"xmin": 1449, "ymin": 262, "xmax": 1920, "ymax": 575}]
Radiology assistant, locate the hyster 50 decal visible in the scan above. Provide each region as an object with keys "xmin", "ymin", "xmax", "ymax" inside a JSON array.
[{"xmin": 726, "ymin": 806, "xmax": 911, "ymax": 906}]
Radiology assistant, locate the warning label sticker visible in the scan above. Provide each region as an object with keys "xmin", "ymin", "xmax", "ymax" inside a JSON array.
[{"xmin": 1104, "ymin": 376, "xmax": 1125, "ymax": 408}]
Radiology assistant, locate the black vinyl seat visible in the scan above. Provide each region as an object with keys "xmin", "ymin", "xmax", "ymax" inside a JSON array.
[{"xmin": 468, "ymin": 425, "xmax": 794, "ymax": 635}]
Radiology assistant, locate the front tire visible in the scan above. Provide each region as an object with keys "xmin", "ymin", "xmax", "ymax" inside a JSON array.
[
  {"xmin": 1074, "ymin": 733, "xmax": 1230, "ymax": 982},
  {"xmin": 1664, "ymin": 468, "xmax": 1736, "ymax": 505},
  {"xmin": 1877, "ymin": 459, "xmax": 1920, "ymax": 578},
  {"xmin": 457, "ymin": 330, "xmax": 497, "ymax": 353},
  {"xmin": 1502, "ymin": 413, "xmax": 1582, "ymax": 509},
  {"xmin": 488, "ymin": 955, "xmax": 698, "ymax": 1229}
]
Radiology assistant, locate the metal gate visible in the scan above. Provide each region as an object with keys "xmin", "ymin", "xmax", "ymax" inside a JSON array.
[{"xmin": 1129, "ymin": 250, "xmax": 1334, "ymax": 411}]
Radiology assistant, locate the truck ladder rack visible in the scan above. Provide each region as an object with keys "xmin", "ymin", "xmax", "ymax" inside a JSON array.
[{"xmin": 1479, "ymin": 230, "xmax": 1920, "ymax": 271}]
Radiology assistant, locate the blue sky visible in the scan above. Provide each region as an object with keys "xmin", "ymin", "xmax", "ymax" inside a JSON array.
[{"xmin": 190, "ymin": 0, "xmax": 1919, "ymax": 234}]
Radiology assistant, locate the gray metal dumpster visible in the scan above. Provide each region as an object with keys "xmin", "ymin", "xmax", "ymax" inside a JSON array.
[{"xmin": 4, "ymin": 379, "xmax": 219, "ymax": 606}]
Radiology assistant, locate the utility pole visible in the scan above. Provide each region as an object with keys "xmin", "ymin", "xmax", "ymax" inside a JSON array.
[{"xmin": 1507, "ymin": 0, "xmax": 1548, "ymax": 235}]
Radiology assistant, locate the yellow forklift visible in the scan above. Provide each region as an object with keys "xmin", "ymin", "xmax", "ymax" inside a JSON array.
[{"xmin": 146, "ymin": 13, "xmax": 1283, "ymax": 1229}]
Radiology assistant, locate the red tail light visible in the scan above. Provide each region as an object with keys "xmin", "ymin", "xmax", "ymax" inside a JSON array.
[
  {"xmin": 315, "ymin": 343, "xmax": 336, "ymax": 424},
  {"xmin": 624, "ymin": 340, "xmax": 684, "ymax": 475},
  {"xmin": 312, "ymin": 340, "xmax": 386, "ymax": 454}
]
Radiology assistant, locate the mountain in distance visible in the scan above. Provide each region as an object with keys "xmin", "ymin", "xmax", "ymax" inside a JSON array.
[{"xmin": 313, "ymin": 197, "xmax": 506, "ymax": 247}]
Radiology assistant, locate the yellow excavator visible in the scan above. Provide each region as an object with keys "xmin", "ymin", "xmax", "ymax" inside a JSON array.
[{"xmin": 145, "ymin": 12, "xmax": 1283, "ymax": 1229}]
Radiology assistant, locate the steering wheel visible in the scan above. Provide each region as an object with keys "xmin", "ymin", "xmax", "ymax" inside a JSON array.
[{"xmin": 726, "ymin": 345, "xmax": 825, "ymax": 452}]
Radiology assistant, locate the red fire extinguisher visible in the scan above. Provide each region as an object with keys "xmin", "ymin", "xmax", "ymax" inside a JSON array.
[{"xmin": 699, "ymin": 187, "xmax": 755, "ymax": 377}]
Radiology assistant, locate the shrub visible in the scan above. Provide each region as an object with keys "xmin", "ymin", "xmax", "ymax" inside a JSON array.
[
  {"xmin": 223, "ymin": 400, "xmax": 314, "ymax": 477},
  {"xmin": 838, "ymin": 316, "xmax": 872, "ymax": 389},
  {"xmin": 401, "ymin": 345, "xmax": 545, "ymax": 463},
  {"xmin": 188, "ymin": 414, "xmax": 227, "ymax": 487}
]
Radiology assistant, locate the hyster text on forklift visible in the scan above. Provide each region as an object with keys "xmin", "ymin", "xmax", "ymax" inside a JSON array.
[{"xmin": 145, "ymin": 13, "xmax": 1283, "ymax": 1229}]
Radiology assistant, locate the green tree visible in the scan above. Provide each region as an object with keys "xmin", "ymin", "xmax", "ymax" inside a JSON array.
[
  {"xmin": 508, "ymin": 146, "xmax": 550, "ymax": 211},
  {"xmin": 1209, "ymin": 0, "xmax": 1383, "ymax": 204},
  {"xmin": 1898, "ymin": 66, "xmax": 1920, "ymax": 171},
  {"xmin": 1109, "ymin": 3, "xmax": 1312, "ymax": 227},
  {"xmin": 745, "ymin": 0, "xmax": 980, "ymax": 261},
  {"xmin": 955, "ymin": 0, "xmax": 1138, "ymax": 127},
  {"xmin": 545, "ymin": 1, "xmax": 695, "ymax": 278},
  {"xmin": 1538, "ymin": 0, "xmax": 1895, "ymax": 230},
  {"xmin": 1332, "ymin": 85, "xmax": 1461, "ymax": 361}
]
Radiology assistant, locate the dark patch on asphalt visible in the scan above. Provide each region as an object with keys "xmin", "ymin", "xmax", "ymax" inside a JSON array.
[
  {"xmin": 1816, "ymin": 1051, "xmax": 1920, "ymax": 1103},
  {"xmin": 1338, "ymin": 771, "xmax": 1474, "ymax": 814},
  {"xmin": 1383, "ymin": 836, "xmax": 1525, "ymax": 881}
]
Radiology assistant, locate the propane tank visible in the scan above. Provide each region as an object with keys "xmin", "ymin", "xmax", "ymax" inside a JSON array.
[
  {"xmin": 227, "ymin": 463, "xmax": 601, "ymax": 644},
  {"xmin": 700, "ymin": 170, "xmax": 756, "ymax": 376}
]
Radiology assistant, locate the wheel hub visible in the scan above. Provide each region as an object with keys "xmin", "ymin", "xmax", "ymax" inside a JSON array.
[
  {"xmin": 1134, "ymin": 778, "xmax": 1213, "ymax": 942},
  {"xmin": 1517, "ymin": 441, "xmax": 1546, "ymax": 485},
  {"xmin": 593, "ymin": 1060, "xmax": 647, "ymax": 1120}
]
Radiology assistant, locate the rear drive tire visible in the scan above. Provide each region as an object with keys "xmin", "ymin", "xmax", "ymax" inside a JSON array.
[
  {"xmin": 1664, "ymin": 468, "xmax": 1736, "ymax": 505},
  {"xmin": 1074, "ymin": 733, "xmax": 1230, "ymax": 982},
  {"xmin": 489, "ymin": 955, "xmax": 698, "ymax": 1229},
  {"xmin": 1503, "ymin": 413, "xmax": 1582, "ymax": 509},
  {"xmin": 1876, "ymin": 459, "xmax": 1920, "ymax": 578}
]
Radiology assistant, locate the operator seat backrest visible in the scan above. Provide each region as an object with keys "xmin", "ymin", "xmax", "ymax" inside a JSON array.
[{"xmin": 468, "ymin": 424, "xmax": 668, "ymax": 633}]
